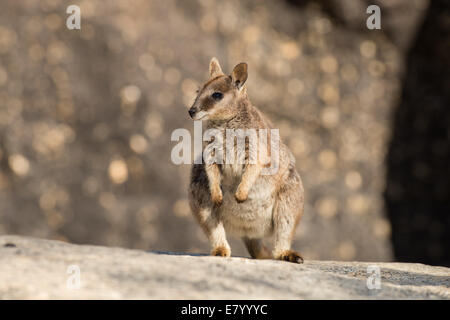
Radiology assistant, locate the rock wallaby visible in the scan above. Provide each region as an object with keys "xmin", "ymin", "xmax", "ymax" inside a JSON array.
[{"xmin": 188, "ymin": 57, "xmax": 305, "ymax": 263}]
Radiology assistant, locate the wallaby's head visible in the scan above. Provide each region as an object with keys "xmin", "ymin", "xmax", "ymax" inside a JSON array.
[{"xmin": 189, "ymin": 57, "xmax": 248, "ymax": 121}]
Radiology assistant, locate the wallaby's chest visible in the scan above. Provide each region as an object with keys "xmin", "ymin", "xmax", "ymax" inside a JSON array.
[
  {"xmin": 217, "ymin": 176, "xmax": 276, "ymax": 238},
  {"xmin": 220, "ymin": 163, "xmax": 244, "ymax": 186}
]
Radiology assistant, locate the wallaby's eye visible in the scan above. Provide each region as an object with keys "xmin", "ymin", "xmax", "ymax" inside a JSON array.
[{"xmin": 211, "ymin": 92, "xmax": 223, "ymax": 101}]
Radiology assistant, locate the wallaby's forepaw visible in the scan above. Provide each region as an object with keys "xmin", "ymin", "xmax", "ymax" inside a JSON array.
[
  {"xmin": 234, "ymin": 187, "xmax": 248, "ymax": 203},
  {"xmin": 211, "ymin": 189, "xmax": 223, "ymax": 206},
  {"xmin": 276, "ymin": 250, "xmax": 304, "ymax": 264},
  {"xmin": 211, "ymin": 246, "xmax": 231, "ymax": 257}
]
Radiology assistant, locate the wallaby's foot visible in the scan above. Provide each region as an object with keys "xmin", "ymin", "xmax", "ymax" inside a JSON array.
[
  {"xmin": 211, "ymin": 246, "xmax": 231, "ymax": 257},
  {"xmin": 276, "ymin": 250, "xmax": 304, "ymax": 264}
]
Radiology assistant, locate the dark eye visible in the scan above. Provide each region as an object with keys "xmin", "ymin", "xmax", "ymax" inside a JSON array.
[{"xmin": 211, "ymin": 92, "xmax": 223, "ymax": 101}]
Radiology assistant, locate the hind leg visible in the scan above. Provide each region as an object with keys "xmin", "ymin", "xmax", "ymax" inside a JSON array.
[
  {"xmin": 206, "ymin": 212, "xmax": 231, "ymax": 257},
  {"xmin": 193, "ymin": 206, "xmax": 231, "ymax": 257},
  {"xmin": 242, "ymin": 237, "xmax": 272, "ymax": 259},
  {"xmin": 190, "ymin": 166, "xmax": 231, "ymax": 257},
  {"xmin": 272, "ymin": 205, "xmax": 304, "ymax": 263},
  {"xmin": 272, "ymin": 169, "xmax": 304, "ymax": 263}
]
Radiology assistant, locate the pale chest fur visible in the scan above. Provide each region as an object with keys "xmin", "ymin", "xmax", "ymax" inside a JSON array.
[{"xmin": 218, "ymin": 164, "xmax": 276, "ymax": 238}]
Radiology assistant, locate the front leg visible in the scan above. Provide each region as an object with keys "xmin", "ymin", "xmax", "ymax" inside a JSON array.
[
  {"xmin": 235, "ymin": 163, "xmax": 262, "ymax": 202},
  {"xmin": 205, "ymin": 163, "xmax": 223, "ymax": 205}
]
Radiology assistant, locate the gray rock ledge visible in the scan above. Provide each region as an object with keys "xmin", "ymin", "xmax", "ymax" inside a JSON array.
[{"xmin": 0, "ymin": 235, "xmax": 448, "ymax": 299}]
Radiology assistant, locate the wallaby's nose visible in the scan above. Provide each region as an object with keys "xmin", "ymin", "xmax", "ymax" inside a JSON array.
[{"xmin": 188, "ymin": 108, "xmax": 196, "ymax": 118}]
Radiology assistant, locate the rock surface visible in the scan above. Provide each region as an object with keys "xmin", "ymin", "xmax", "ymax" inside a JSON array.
[{"xmin": 0, "ymin": 235, "xmax": 448, "ymax": 299}]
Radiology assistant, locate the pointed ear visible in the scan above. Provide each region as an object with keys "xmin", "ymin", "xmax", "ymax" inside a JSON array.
[
  {"xmin": 209, "ymin": 57, "xmax": 223, "ymax": 78},
  {"xmin": 231, "ymin": 62, "xmax": 248, "ymax": 90}
]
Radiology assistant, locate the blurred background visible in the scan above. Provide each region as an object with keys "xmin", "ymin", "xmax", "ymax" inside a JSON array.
[{"xmin": 0, "ymin": 0, "xmax": 448, "ymax": 266}]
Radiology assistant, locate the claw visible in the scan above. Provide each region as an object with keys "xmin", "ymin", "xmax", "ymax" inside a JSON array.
[{"xmin": 278, "ymin": 250, "xmax": 304, "ymax": 264}]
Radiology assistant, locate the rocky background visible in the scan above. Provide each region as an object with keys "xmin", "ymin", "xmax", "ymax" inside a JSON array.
[{"xmin": 0, "ymin": 0, "xmax": 447, "ymax": 264}]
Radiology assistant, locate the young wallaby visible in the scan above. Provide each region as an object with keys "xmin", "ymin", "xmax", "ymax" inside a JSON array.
[{"xmin": 188, "ymin": 57, "xmax": 304, "ymax": 263}]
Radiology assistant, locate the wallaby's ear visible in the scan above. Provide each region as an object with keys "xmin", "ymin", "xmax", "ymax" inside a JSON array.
[
  {"xmin": 209, "ymin": 57, "xmax": 224, "ymax": 78},
  {"xmin": 231, "ymin": 62, "xmax": 248, "ymax": 90}
]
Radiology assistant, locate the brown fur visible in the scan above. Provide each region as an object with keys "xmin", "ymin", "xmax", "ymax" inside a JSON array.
[
  {"xmin": 188, "ymin": 58, "xmax": 305, "ymax": 263},
  {"xmin": 211, "ymin": 246, "xmax": 231, "ymax": 257}
]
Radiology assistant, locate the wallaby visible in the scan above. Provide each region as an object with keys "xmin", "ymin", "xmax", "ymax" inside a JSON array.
[{"xmin": 188, "ymin": 57, "xmax": 304, "ymax": 263}]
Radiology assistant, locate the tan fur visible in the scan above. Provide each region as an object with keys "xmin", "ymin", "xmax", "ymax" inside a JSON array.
[{"xmin": 188, "ymin": 58, "xmax": 305, "ymax": 263}]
